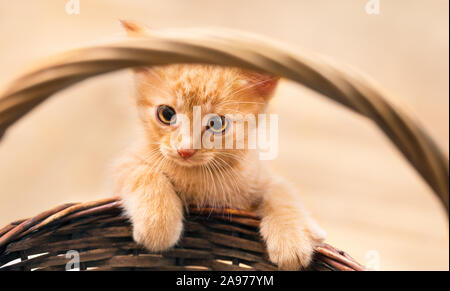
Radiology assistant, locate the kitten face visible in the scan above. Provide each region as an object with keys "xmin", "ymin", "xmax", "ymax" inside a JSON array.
[{"xmin": 133, "ymin": 64, "xmax": 278, "ymax": 168}]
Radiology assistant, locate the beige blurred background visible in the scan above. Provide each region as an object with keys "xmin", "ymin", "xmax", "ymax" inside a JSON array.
[{"xmin": 0, "ymin": 0, "xmax": 448, "ymax": 270}]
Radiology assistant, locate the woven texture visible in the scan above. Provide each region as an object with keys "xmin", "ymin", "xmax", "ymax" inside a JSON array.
[{"xmin": 0, "ymin": 197, "xmax": 365, "ymax": 271}]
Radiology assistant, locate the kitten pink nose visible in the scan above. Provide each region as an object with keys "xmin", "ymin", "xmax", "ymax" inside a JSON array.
[{"xmin": 177, "ymin": 149, "xmax": 196, "ymax": 159}]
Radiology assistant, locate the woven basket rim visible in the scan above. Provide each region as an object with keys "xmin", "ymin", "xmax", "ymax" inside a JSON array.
[{"xmin": 0, "ymin": 198, "xmax": 366, "ymax": 271}]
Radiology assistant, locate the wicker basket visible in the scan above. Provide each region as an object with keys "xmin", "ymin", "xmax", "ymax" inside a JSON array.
[
  {"xmin": 0, "ymin": 27, "xmax": 447, "ymax": 271},
  {"xmin": 0, "ymin": 197, "xmax": 365, "ymax": 271}
]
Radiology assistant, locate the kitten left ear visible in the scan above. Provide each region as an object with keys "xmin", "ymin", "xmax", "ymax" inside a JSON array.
[{"xmin": 242, "ymin": 72, "xmax": 279, "ymax": 99}]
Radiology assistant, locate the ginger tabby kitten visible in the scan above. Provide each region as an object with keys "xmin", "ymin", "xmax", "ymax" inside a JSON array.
[{"xmin": 113, "ymin": 21, "xmax": 326, "ymax": 270}]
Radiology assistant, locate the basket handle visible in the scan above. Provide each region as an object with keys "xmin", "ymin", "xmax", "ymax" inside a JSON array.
[{"xmin": 0, "ymin": 28, "xmax": 448, "ymax": 213}]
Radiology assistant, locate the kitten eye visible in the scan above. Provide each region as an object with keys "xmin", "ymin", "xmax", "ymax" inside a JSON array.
[
  {"xmin": 206, "ymin": 115, "xmax": 228, "ymax": 134},
  {"xmin": 157, "ymin": 105, "xmax": 176, "ymax": 125}
]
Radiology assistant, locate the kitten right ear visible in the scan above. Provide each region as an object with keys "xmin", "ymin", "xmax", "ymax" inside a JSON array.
[{"xmin": 119, "ymin": 19, "xmax": 145, "ymax": 36}]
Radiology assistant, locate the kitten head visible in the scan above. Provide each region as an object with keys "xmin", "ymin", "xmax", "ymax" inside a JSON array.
[{"xmin": 122, "ymin": 21, "xmax": 279, "ymax": 167}]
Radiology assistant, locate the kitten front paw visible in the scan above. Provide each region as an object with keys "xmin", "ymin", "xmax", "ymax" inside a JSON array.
[
  {"xmin": 262, "ymin": 222, "xmax": 325, "ymax": 270},
  {"xmin": 132, "ymin": 216, "xmax": 183, "ymax": 252}
]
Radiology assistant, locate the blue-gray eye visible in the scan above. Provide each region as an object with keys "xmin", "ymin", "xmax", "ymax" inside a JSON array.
[
  {"xmin": 157, "ymin": 105, "xmax": 176, "ymax": 125},
  {"xmin": 207, "ymin": 115, "xmax": 228, "ymax": 134}
]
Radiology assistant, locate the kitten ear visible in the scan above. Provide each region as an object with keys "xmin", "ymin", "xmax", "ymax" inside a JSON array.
[
  {"xmin": 119, "ymin": 20, "xmax": 153, "ymax": 75},
  {"xmin": 119, "ymin": 19, "xmax": 145, "ymax": 36},
  {"xmin": 242, "ymin": 71, "xmax": 279, "ymax": 99},
  {"xmin": 131, "ymin": 67, "xmax": 160, "ymax": 102},
  {"xmin": 132, "ymin": 67, "xmax": 157, "ymax": 83}
]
